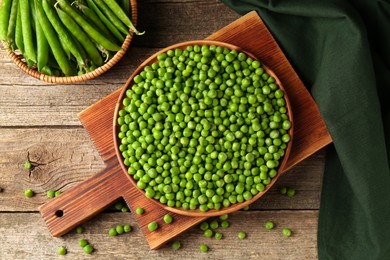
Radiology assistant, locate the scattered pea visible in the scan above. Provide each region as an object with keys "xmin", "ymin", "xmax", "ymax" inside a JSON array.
[
  {"xmin": 24, "ymin": 189, "xmax": 34, "ymax": 198},
  {"xmin": 121, "ymin": 207, "xmax": 128, "ymax": 212},
  {"xmin": 172, "ymin": 241, "xmax": 181, "ymax": 250},
  {"xmin": 83, "ymin": 244, "xmax": 94, "ymax": 254},
  {"xmin": 57, "ymin": 246, "xmax": 67, "ymax": 255},
  {"xmin": 55, "ymin": 191, "xmax": 62, "ymax": 197},
  {"xmin": 47, "ymin": 190, "xmax": 55, "ymax": 198},
  {"xmin": 219, "ymin": 214, "xmax": 229, "ymax": 221},
  {"xmin": 209, "ymin": 220, "xmax": 219, "ymax": 229},
  {"xmin": 199, "ymin": 244, "xmax": 209, "ymax": 252},
  {"xmin": 114, "ymin": 201, "xmax": 124, "ymax": 211},
  {"xmin": 75, "ymin": 226, "xmax": 84, "ymax": 234},
  {"xmin": 116, "ymin": 225, "xmax": 124, "ymax": 234},
  {"xmin": 215, "ymin": 232, "xmax": 223, "ymax": 240},
  {"xmin": 109, "ymin": 228, "xmax": 118, "ymax": 236},
  {"xmin": 200, "ymin": 222, "xmax": 209, "ymax": 231},
  {"xmin": 79, "ymin": 239, "xmax": 88, "ymax": 248},
  {"xmin": 124, "ymin": 225, "xmax": 132, "ymax": 233},
  {"xmin": 24, "ymin": 161, "xmax": 32, "ymax": 170},
  {"xmin": 136, "ymin": 207, "xmax": 144, "ymax": 215},
  {"xmin": 280, "ymin": 187, "xmax": 287, "ymax": 195},
  {"xmin": 204, "ymin": 229, "xmax": 213, "ymax": 238},
  {"xmin": 286, "ymin": 188, "xmax": 296, "ymax": 197},
  {"xmin": 242, "ymin": 205, "xmax": 250, "ymax": 211},
  {"xmin": 282, "ymin": 228, "xmax": 292, "ymax": 237},
  {"xmin": 148, "ymin": 221, "xmax": 159, "ymax": 232},
  {"xmin": 238, "ymin": 231, "xmax": 247, "ymax": 239},
  {"xmin": 265, "ymin": 221, "xmax": 274, "ymax": 230},
  {"xmin": 163, "ymin": 214, "xmax": 173, "ymax": 224},
  {"xmin": 220, "ymin": 220, "xmax": 229, "ymax": 228}
]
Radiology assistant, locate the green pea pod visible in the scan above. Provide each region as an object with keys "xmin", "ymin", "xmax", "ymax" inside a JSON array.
[
  {"xmin": 56, "ymin": 8, "xmax": 103, "ymax": 67},
  {"xmin": 42, "ymin": 0, "xmax": 86, "ymax": 69},
  {"xmin": 57, "ymin": 0, "xmax": 121, "ymax": 52},
  {"xmin": 36, "ymin": 5, "xmax": 49, "ymax": 72},
  {"xmin": 14, "ymin": 2, "xmax": 23, "ymax": 53},
  {"xmin": 86, "ymin": 0, "xmax": 124, "ymax": 42},
  {"xmin": 104, "ymin": 0, "xmax": 144, "ymax": 35},
  {"xmin": 59, "ymin": 34, "xmax": 71, "ymax": 59},
  {"xmin": 92, "ymin": 0, "xmax": 128, "ymax": 35},
  {"xmin": 20, "ymin": 0, "xmax": 37, "ymax": 65},
  {"xmin": 119, "ymin": 0, "xmax": 130, "ymax": 16},
  {"xmin": 29, "ymin": 0, "xmax": 36, "ymax": 33},
  {"xmin": 75, "ymin": 3, "xmax": 117, "ymax": 42},
  {"xmin": 35, "ymin": 0, "xmax": 76, "ymax": 76},
  {"xmin": 6, "ymin": 0, "xmax": 19, "ymax": 51},
  {"xmin": 0, "ymin": 0, "xmax": 12, "ymax": 41}
]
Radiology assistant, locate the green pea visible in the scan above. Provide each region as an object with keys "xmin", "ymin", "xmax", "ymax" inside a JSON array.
[
  {"xmin": 148, "ymin": 222, "xmax": 159, "ymax": 232},
  {"xmin": 124, "ymin": 225, "xmax": 132, "ymax": 233},
  {"xmin": 282, "ymin": 228, "xmax": 292, "ymax": 237},
  {"xmin": 109, "ymin": 228, "xmax": 117, "ymax": 236},
  {"xmin": 199, "ymin": 244, "xmax": 209, "ymax": 252},
  {"xmin": 79, "ymin": 239, "xmax": 88, "ymax": 248},
  {"xmin": 24, "ymin": 189, "xmax": 34, "ymax": 198},
  {"xmin": 57, "ymin": 246, "xmax": 67, "ymax": 255},
  {"xmin": 75, "ymin": 226, "xmax": 84, "ymax": 234},
  {"xmin": 172, "ymin": 241, "xmax": 181, "ymax": 250},
  {"xmin": 265, "ymin": 221, "xmax": 274, "ymax": 230},
  {"xmin": 238, "ymin": 231, "xmax": 247, "ymax": 239},
  {"xmin": 204, "ymin": 229, "xmax": 213, "ymax": 238},
  {"xmin": 83, "ymin": 244, "xmax": 94, "ymax": 254},
  {"xmin": 163, "ymin": 214, "xmax": 173, "ymax": 224},
  {"xmin": 47, "ymin": 190, "xmax": 55, "ymax": 198}
]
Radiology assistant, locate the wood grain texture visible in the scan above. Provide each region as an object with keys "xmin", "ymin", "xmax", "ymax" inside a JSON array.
[
  {"xmin": 0, "ymin": 126, "xmax": 324, "ymax": 212},
  {"xmin": 0, "ymin": 211, "xmax": 318, "ymax": 259},
  {"xmin": 0, "ymin": 0, "xmax": 326, "ymax": 258},
  {"xmin": 39, "ymin": 11, "xmax": 329, "ymax": 250}
]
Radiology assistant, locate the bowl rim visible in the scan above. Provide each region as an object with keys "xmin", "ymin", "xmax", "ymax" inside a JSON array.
[
  {"xmin": 113, "ymin": 39, "xmax": 294, "ymax": 217},
  {"xmin": 3, "ymin": 0, "xmax": 138, "ymax": 84}
]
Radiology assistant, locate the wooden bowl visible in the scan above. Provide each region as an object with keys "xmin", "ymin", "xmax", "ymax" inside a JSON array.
[
  {"xmin": 2, "ymin": 0, "xmax": 138, "ymax": 84},
  {"xmin": 113, "ymin": 40, "xmax": 294, "ymax": 217}
]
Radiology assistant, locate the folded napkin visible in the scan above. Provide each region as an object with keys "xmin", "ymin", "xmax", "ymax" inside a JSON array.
[{"xmin": 220, "ymin": 0, "xmax": 390, "ymax": 259}]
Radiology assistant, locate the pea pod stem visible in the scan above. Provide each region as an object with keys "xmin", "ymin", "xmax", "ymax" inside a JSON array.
[
  {"xmin": 57, "ymin": 0, "xmax": 121, "ymax": 52},
  {"xmin": 85, "ymin": 0, "xmax": 124, "ymax": 43},
  {"xmin": 92, "ymin": 0, "xmax": 129, "ymax": 35},
  {"xmin": 56, "ymin": 7, "xmax": 103, "ymax": 67},
  {"xmin": 6, "ymin": 0, "xmax": 19, "ymax": 51},
  {"xmin": 104, "ymin": 0, "xmax": 144, "ymax": 35},
  {"xmin": 20, "ymin": 0, "xmax": 37, "ymax": 65},
  {"xmin": 35, "ymin": 0, "xmax": 76, "ymax": 76},
  {"xmin": 0, "ymin": 0, "xmax": 12, "ymax": 42}
]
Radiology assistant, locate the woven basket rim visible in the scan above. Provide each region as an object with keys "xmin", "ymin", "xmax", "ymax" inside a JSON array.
[{"xmin": 5, "ymin": 0, "xmax": 138, "ymax": 84}]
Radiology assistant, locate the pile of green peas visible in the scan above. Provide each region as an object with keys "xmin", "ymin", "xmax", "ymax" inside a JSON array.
[{"xmin": 117, "ymin": 44, "xmax": 291, "ymax": 212}]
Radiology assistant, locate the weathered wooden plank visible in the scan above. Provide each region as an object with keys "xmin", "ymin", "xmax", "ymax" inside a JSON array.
[
  {"xmin": 133, "ymin": 0, "xmax": 240, "ymax": 48},
  {"xmin": 0, "ymin": 126, "xmax": 325, "ymax": 211},
  {"xmin": 0, "ymin": 210, "xmax": 318, "ymax": 259}
]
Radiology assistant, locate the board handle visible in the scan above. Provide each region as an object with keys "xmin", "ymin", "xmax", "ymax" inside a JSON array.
[{"xmin": 39, "ymin": 163, "xmax": 126, "ymax": 237}]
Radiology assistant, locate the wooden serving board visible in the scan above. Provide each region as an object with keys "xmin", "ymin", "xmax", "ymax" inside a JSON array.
[{"xmin": 39, "ymin": 11, "xmax": 332, "ymax": 250}]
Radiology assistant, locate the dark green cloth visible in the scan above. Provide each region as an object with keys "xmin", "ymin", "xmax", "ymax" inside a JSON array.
[{"xmin": 220, "ymin": 0, "xmax": 390, "ymax": 259}]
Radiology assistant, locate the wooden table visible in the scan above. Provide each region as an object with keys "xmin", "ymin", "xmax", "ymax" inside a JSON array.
[{"xmin": 0, "ymin": 1, "xmax": 324, "ymax": 259}]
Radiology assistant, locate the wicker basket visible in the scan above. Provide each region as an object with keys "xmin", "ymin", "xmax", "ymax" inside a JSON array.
[{"xmin": 4, "ymin": 0, "xmax": 138, "ymax": 84}]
